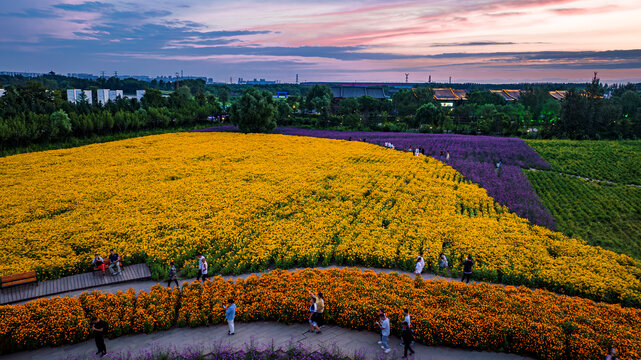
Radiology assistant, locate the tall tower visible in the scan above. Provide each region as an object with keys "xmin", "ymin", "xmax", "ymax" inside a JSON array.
[
  {"xmin": 296, "ymin": 74, "xmax": 299, "ymax": 85},
  {"xmin": 428, "ymin": 75, "xmax": 431, "ymax": 83},
  {"xmin": 405, "ymin": 73, "xmax": 409, "ymax": 83},
  {"xmin": 449, "ymin": 76, "xmax": 452, "ymax": 84}
]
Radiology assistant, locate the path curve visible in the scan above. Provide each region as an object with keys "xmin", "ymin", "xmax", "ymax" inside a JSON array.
[{"xmin": 0, "ymin": 322, "xmax": 533, "ymax": 360}]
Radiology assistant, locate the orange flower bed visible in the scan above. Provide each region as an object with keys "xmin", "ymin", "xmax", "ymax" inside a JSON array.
[
  {"xmin": 2, "ymin": 269, "xmax": 641, "ymax": 359},
  {"xmin": 0, "ymin": 297, "xmax": 89, "ymax": 353}
]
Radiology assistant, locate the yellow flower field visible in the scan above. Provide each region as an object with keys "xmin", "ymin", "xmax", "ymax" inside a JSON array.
[{"xmin": 1, "ymin": 132, "xmax": 640, "ymax": 304}]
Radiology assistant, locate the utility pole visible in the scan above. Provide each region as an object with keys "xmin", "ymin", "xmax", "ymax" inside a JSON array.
[{"xmin": 175, "ymin": 72, "xmax": 180, "ymax": 90}]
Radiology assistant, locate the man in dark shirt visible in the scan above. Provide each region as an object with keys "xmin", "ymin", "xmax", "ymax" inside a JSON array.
[
  {"xmin": 92, "ymin": 316, "xmax": 108, "ymax": 357},
  {"xmin": 461, "ymin": 255, "xmax": 474, "ymax": 283},
  {"xmin": 108, "ymin": 249, "xmax": 121, "ymax": 276}
]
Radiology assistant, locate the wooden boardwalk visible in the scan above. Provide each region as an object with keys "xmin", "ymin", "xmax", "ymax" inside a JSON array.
[{"xmin": 0, "ymin": 263, "xmax": 151, "ymax": 305}]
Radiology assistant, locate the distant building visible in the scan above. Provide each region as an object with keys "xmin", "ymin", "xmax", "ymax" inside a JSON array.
[
  {"xmin": 136, "ymin": 90, "xmax": 146, "ymax": 102},
  {"xmin": 66, "ymin": 89, "xmax": 92, "ymax": 104},
  {"xmin": 238, "ymin": 78, "xmax": 277, "ymax": 85},
  {"xmin": 330, "ymin": 86, "xmax": 387, "ymax": 99},
  {"xmin": 549, "ymin": 90, "xmax": 568, "ymax": 101},
  {"xmin": 433, "ymin": 88, "xmax": 467, "ymax": 107},
  {"xmin": 273, "ymin": 92, "xmax": 288, "ymax": 99},
  {"xmin": 67, "ymin": 73, "xmax": 99, "ymax": 80},
  {"xmin": 108, "ymin": 90, "xmax": 123, "ymax": 101},
  {"xmin": 490, "ymin": 89, "xmax": 522, "ymax": 101},
  {"xmin": 96, "ymin": 89, "xmax": 109, "ymax": 104},
  {"xmin": 0, "ymin": 89, "xmax": 5, "ymax": 98}
]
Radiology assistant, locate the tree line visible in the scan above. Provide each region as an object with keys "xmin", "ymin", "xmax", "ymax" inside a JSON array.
[
  {"xmin": 231, "ymin": 79, "xmax": 641, "ymax": 139},
  {"xmin": 0, "ymin": 82, "xmax": 221, "ymax": 149}
]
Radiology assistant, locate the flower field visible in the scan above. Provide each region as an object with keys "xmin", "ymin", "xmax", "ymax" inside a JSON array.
[
  {"xmin": 526, "ymin": 170, "xmax": 641, "ymax": 258},
  {"xmin": 1, "ymin": 132, "xmax": 641, "ymax": 304},
  {"xmin": 197, "ymin": 126, "xmax": 555, "ymax": 228},
  {"xmin": 3, "ymin": 269, "xmax": 641, "ymax": 359},
  {"xmin": 526, "ymin": 139, "xmax": 641, "ymax": 185}
]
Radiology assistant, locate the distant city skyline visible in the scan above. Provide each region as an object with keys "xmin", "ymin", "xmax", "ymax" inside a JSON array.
[{"xmin": 1, "ymin": 0, "xmax": 641, "ymax": 83}]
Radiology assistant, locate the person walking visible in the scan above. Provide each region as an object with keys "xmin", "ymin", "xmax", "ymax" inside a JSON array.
[
  {"xmin": 224, "ymin": 298, "xmax": 236, "ymax": 335},
  {"xmin": 414, "ymin": 252, "xmax": 425, "ymax": 277},
  {"xmin": 108, "ymin": 249, "xmax": 122, "ymax": 276},
  {"xmin": 196, "ymin": 254, "xmax": 208, "ymax": 282},
  {"xmin": 308, "ymin": 297, "xmax": 321, "ymax": 334},
  {"xmin": 446, "ymin": 151, "xmax": 450, "ymax": 160},
  {"xmin": 401, "ymin": 321, "xmax": 415, "ymax": 358},
  {"xmin": 309, "ymin": 290, "xmax": 325, "ymax": 327},
  {"xmin": 400, "ymin": 308, "xmax": 411, "ymax": 346},
  {"xmin": 91, "ymin": 316, "xmax": 108, "ymax": 357},
  {"xmin": 438, "ymin": 253, "xmax": 449, "ymax": 275},
  {"xmin": 461, "ymin": 255, "xmax": 474, "ymax": 283},
  {"xmin": 376, "ymin": 313, "xmax": 391, "ymax": 353},
  {"xmin": 167, "ymin": 262, "xmax": 179, "ymax": 288}
]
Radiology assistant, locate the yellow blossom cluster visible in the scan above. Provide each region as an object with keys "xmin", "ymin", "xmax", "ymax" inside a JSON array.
[{"xmin": 1, "ymin": 132, "xmax": 640, "ymax": 304}]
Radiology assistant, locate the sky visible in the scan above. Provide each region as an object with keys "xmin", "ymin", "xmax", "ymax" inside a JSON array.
[{"xmin": 1, "ymin": 0, "xmax": 641, "ymax": 83}]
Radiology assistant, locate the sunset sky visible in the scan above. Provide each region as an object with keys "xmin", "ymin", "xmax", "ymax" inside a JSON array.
[{"xmin": 1, "ymin": 0, "xmax": 640, "ymax": 83}]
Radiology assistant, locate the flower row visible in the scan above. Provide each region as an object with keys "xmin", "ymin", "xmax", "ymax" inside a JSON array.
[
  {"xmin": 1, "ymin": 133, "xmax": 640, "ymax": 306},
  {"xmin": 2, "ymin": 269, "xmax": 641, "ymax": 359}
]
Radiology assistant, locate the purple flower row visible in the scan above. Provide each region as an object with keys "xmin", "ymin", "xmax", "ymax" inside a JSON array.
[{"xmin": 192, "ymin": 126, "xmax": 555, "ymax": 229}]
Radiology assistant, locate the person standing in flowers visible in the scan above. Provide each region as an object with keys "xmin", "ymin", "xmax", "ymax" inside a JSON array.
[
  {"xmin": 91, "ymin": 316, "xmax": 108, "ymax": 357},
  {"xmin": 606, "ymin": 347, "xmax": 619, "ymax": 360},
  {"xmin": 376, "ymin": 313, "xmax": 392, "ymax": 353},
  {"xmin": 309, "ymin": 290, "xmax": 325, "ymax": 327},
  {"xmin": 438, "ymin": 253, "xmax": 449, "ymax": 276},
  {"xmin": 167, "ymin": 262, "xmax": 179, "ymax": 288},
  {"xmin": 414, "ymin": 252, "xmax": 425, "ymax": 277},
  {"xmin": 308, "ymin": 297, "xmax": 321, "ymax": 334},
  {"xmin": 196, "ymin": 254, "xmax": 208, "ymax": 282},
  {"xmin": 461, "ymin": 255, "xmax": 474, "ymax": 283},
  {"xmin": 223, "ymin": 298, "xmax": 236, "ymax": 335}
]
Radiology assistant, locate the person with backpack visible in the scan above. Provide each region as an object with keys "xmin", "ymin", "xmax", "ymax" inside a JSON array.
[
  {"xmin": 401, "ymin": 321, "xmax": 415, "ymax": 358},
  {"xmin": 461, "ymin": 255, "xmax": 474, "ymax": 283},
  {"xmin": 167, "ymin": 262, "xmax": 179, "ymax": 288},
  {"xmin": 91, "ymin": 316, "xmax": 108, "ymax": 357},
  {"xmin": 309, "ymin": 290, "xmax": 325, "ymax": 327},
  {"xmin": 308, "ymin": 297, "xmax": 321, "ymax": 334}
]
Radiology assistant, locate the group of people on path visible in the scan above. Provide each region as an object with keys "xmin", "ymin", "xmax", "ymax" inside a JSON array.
[
  {"xmin": 414, "ymin": 252, "xmax": 474, "ymax": 283},
  {"xmin": 376, "ymin": 308, "xmax": 415, "ymax": 358}
]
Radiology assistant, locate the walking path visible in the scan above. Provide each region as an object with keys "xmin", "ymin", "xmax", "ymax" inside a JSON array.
[
  {"xmin": 14, "ymin": 266, "xmax": 464, "ymax": 304},
  {"xmin": 0, "ymin": 322, "xmax": 533, "ymax": 360},
  {"xmin": 0, "ymin": 263, "xmax": 151, "ymax": 304}
]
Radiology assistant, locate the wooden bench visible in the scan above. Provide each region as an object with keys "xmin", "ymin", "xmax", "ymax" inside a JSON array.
[
  {"xmin": 1, "ymin": 271, "xmax": 38, "ymax": 288},
  {"xmin": 93, "ymin": 258, "xmax": 124, "ymax": 276}
]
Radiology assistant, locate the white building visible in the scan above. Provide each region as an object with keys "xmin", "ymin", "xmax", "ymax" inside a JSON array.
[
  {"xmin": 108, "ymin": 90, "xmax": 123, "ymax": 101},
  {"xmin": 96, "ymin": 89, "xmax": 110, "ymax": 105},
  {"xmin": 66, "ymin": 89, "xmax": 92, "ymax": 104},
  {"xmin": 136, "ymin": 90, "xmax": 146, "ymax": 102},
  {"xmin": 0, "ymin": 89, "xmax": 5, "ymax": 98}
]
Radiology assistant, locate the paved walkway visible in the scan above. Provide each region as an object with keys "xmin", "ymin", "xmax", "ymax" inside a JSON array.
[
  {"xmin": 0, "ymin": 264, "xmax": 151, "ymax": 304},
  {"xmin": 15, "ymin": 266, "xmax": 465, "ymax": 304},
  {"xmin": 1, "ymin": 322, "xmax": 533, "ymax": 360}
]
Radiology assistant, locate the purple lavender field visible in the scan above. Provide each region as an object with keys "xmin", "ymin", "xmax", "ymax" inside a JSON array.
[{"xmin": 193, "ymin": 126, "xmax": 555, "ymax": 229}]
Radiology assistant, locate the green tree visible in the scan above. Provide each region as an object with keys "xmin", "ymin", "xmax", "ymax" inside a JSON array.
[
  {"xmin": 338, "ymin": 98, "xmax": 359, "ymax": 115},
  {"xmin": 358, "ymin": 96, "xmax": 379, "ymax": 128},
  {"xmin": 50, "ymin": 110, "xmax": 72, "ymax": 139},
  {"xmin": 415, "ymin": 103, "xmax": 443, "ymax": 129},
  {"xmin": 218, "ymin": 88, "xmax": 230, "ymax": 109},
  {"xmin": 618, "ymin": 90, "xmax": 641, "ymax": 117},
  {"xmin": 392, "ymin": 88, "xmax": 435, "ymax": 117},
  {"xmin": 229, "ymin": 87, "xmax": 277, "ymax": 133},
  {"xmin": 468, "ymin": 91, "xmax": 507, "ymax": 106},
  {"xmin": 141, "ymin": 89, "xmax": 164, "ymax": 108},
  {"xmin": 305, "ymin": 85, "xmax": 332, "ymax": 115}
]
